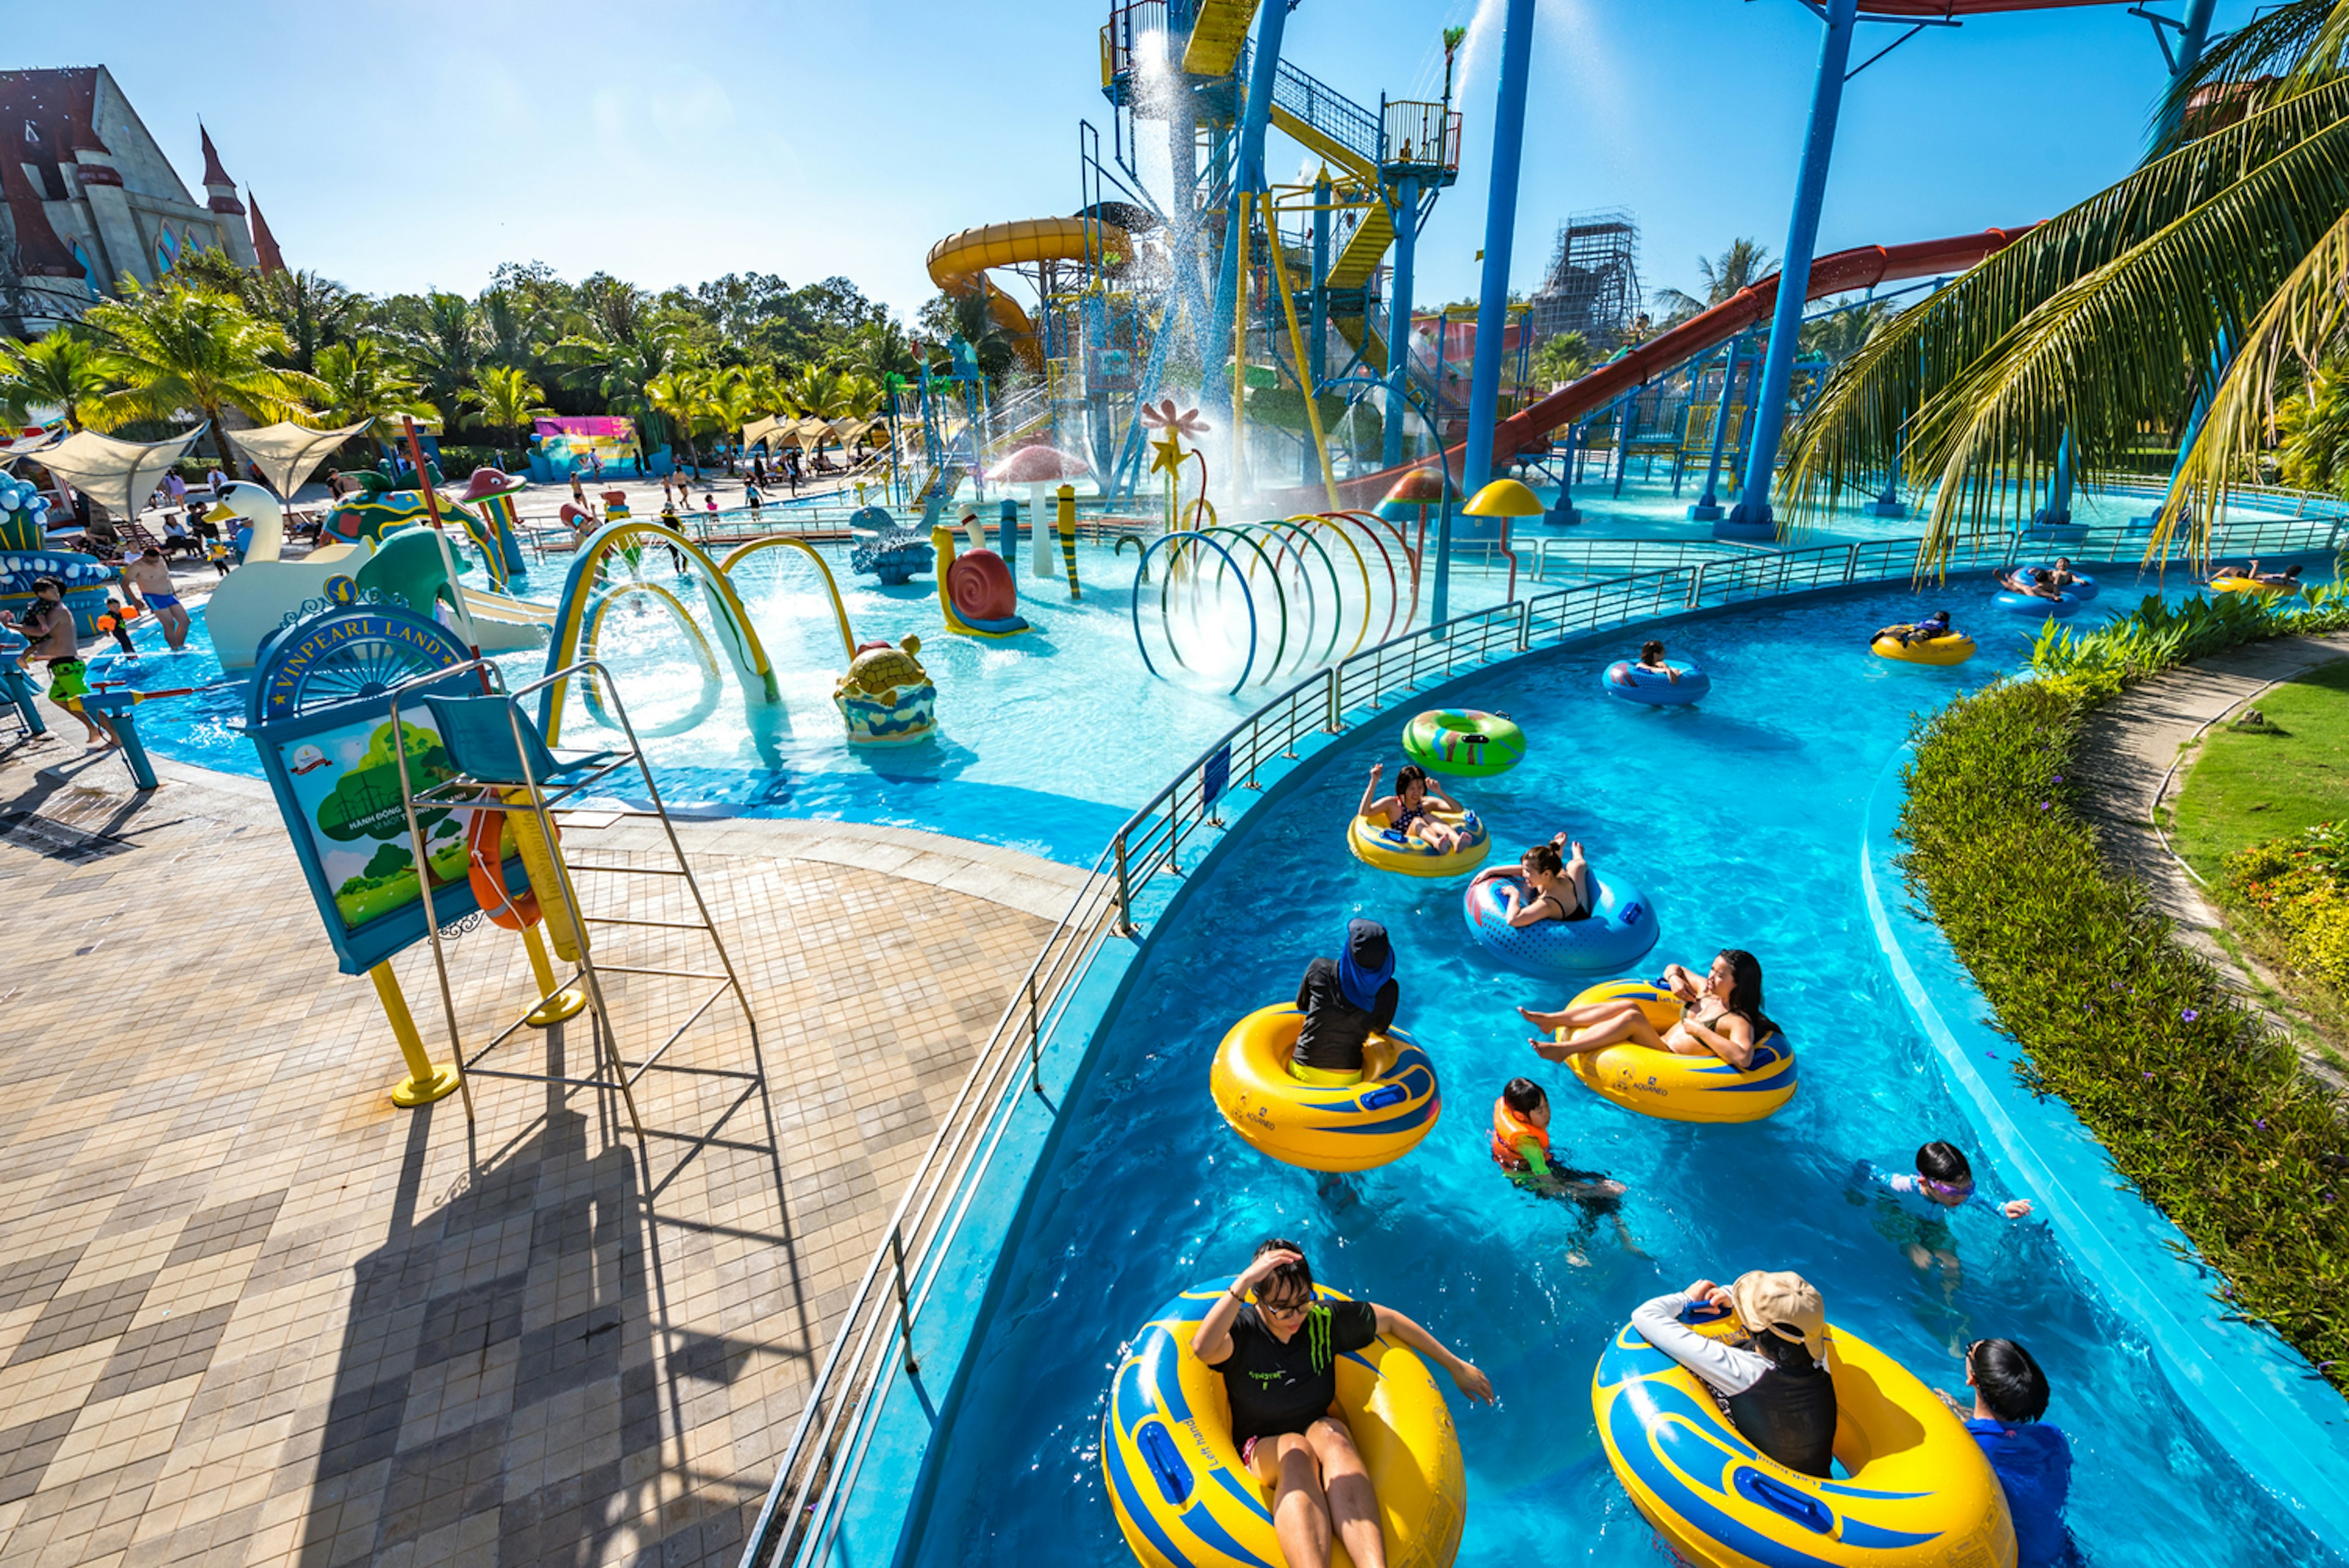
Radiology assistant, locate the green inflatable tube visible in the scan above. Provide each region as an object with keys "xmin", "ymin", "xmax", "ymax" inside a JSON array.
[{"xmin": 1401, "ymin": 708, "xmax": 1527, "ymax": 778}]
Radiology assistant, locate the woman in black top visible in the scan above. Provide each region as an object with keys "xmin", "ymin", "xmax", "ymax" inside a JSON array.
[
  {"xmin": 1191, "ymin": 1239, "xmax": 1493, "ymax": 1568},
  {"xmin": 1291, "ymin": 920, "xmax": 1398, "ymax": 1083}
]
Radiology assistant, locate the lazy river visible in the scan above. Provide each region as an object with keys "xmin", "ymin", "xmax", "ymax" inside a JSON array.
[{"xmin": 897, "ymin": 582, "xmax": 2337, "ymax": 1567}]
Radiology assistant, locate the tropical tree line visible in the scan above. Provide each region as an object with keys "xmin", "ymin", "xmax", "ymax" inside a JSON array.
[{"xmin": 0, "ymin": 250, "xmax": 946, "ymax": 480}]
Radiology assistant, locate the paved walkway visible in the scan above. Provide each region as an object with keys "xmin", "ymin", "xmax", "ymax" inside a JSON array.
[
  {"xmin": 2073, "ymin": 631, "xmax": 2349, "ymax": 1087},
  {"xmin": 0, "ymin": 743, "xmax": 1088, "ymax": 1568}
]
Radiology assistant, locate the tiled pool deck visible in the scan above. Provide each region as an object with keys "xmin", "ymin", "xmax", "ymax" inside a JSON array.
[{"xmin": 0, "ymin": 745, "xmax": 1085, "ymax": 1567}]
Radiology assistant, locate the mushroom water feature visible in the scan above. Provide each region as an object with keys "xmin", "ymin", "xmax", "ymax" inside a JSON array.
[
  {"xmin": 1378, "ymin": 466, "xmax": 1449, "ymax": 572},
  {"xmin": 1462, "ymin": 477, "xmax": 1542, "ymax": 601},
  {"xmin": 985, "ymin": 444, "xmax": 1092, "ymax": 587},
  {"xmin": 982, "ymin": 442, "xmax": 1089, "ymax": 587}
]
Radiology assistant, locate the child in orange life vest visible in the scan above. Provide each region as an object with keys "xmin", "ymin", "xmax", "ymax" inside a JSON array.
[{"xmin": 1491, "ymin": 1078, "xmax": 1642, "ymax": 1263}]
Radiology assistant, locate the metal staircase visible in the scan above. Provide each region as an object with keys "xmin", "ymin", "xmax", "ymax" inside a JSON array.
[{"xmin": 1181, "ymin": 0, "xmax": 1261, "ymax": 76}]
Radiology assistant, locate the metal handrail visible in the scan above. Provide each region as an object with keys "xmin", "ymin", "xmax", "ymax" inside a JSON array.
[{"xmin": 738, "ymin": 508, "xmax": 2345, "ymax": 1568}]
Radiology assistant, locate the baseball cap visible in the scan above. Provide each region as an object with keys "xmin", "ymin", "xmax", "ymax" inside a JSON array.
[{"xmin": 1730, "ymin": 1269, "xmax": 1828, "ymax": 1362}]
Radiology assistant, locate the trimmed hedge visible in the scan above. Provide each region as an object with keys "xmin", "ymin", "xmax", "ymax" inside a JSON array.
[{"xmin": 1901, "ymin": 675, "xmax": 2349, "ymax": 1395}]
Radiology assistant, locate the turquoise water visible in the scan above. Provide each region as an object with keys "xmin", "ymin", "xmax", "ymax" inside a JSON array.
[
  {"xmin": 93, "ymin": 538, "xmax": 1395, "ymax": 864},
  {"xmin": 901, "ymin": 584, "xmax": 2339, "ymax": 1566},
  {"xmin": 94, "ymin": 474, "xmax": 2322, "ymax": 868}
]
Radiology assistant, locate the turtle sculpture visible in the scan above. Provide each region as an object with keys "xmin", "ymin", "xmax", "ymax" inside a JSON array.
[
  {"xmin": 834, "ymin": 635, "xmax": 937, "ymax": 744},
  {"xmin": 847, "ymin": 505, "xmax": 931, "ymax": 586}
]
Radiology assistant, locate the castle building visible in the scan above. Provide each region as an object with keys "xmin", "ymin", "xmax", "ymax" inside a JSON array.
[{"xmin": 0, "ymin": 66, "xmax": 271, "ymax": 336}]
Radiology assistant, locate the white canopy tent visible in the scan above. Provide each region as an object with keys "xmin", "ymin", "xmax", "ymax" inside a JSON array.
[
  {"xmin": 225, "ymin": 418, "xmax": 375, "ymax": 497},
  {"xmin": 35, "ymin": 425, "xmax": 209, "ymax": 521}
]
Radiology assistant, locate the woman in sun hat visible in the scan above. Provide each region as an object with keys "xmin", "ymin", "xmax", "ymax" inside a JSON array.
[{"xmin": 1630, "ymin": 1269, "xmax": 1836, "ymax": 1476}]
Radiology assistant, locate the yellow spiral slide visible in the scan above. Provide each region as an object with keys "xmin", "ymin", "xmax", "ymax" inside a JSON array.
[{"xmin": 926, "ymin": 217, "xmax": 1131, "ymax": 368}]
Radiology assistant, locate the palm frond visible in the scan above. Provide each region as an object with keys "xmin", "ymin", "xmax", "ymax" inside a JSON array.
[
  {"xmin": 2162, "ymin": 206, "xmax": 2349, "ymax": 552},
  {"xmin": 2158, "ymin": 0, "xmax": 2349, "ymax": 150},
  {"xmin": 1781, "ymin": 75, "xmax": 2349, "ymax": 556}
]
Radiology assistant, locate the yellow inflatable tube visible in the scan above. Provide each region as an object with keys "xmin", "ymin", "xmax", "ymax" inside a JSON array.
[
  {"xmin": 1558, "ymin": 979, "xmax": 1797, "ymax": 1124},
  {"xmin": 2209, "ymin": 574, "xmax": 2288, "ymax": 598},
  {"xmin": 1348, "ymin": 808, "xmax": 1490, "ymax": 877},
  {"xmin": 1593, "ymin": 1307, "xmax": 2014, "ymax": 1568},
  {"xmin": 1105, "ymin": 1279, "xmax": 1466, "ymax": 1568},
  {"xmin": 1870, "ymin": 633, "xmax": 1975, "ymax": 666},
  {"xmin": 1211, "ymin": 1005, "xmax": 1439, "ymax": 1172}
]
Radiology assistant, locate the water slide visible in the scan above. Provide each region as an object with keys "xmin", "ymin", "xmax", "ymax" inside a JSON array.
[
  {"xmin": 926, "ymin": 217, "xmax": 1131, "ymax": 368},
  {"xmin": 1305, "ymin": 225, "xmax": 2036, "ymax": 510}
]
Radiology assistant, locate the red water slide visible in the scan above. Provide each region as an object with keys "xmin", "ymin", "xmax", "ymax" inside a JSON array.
[{"xmin": 1304, "ymin": 224, "xmax": 2036, "ymax": 510}]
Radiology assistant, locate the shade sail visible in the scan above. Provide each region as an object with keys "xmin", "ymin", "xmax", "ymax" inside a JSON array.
[
  {"xmin": 35, "ymin": 425, "xmax": 208, "ymax": 519},
  {"xmin": 226, "ymin": 418, "xmax": 374, "ymax": 497}
]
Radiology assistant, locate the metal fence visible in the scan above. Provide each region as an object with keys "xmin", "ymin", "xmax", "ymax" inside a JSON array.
[{"xmin": 735, "ymin": 509, "xmax": 2347, "ymax": 1568}]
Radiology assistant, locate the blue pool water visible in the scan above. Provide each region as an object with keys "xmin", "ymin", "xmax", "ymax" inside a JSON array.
[
  {"xmin": 93, "ymin": 476, "xmax": 2325, "ymax": 869},
  {"xmin": 94, "ymin": 538, "xmax": 1400, "ymax": 864},
  {"xmin": 902, "ymin": 584, "xmax": 2339, "ymax": 1566}
]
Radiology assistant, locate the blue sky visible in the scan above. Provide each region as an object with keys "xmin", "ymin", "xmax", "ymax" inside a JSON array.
[{"xmin": 56, "ymin": 0, "xmax": 2245, "ymax": 321}]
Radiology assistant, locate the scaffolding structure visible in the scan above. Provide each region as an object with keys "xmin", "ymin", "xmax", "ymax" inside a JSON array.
[{"xmin": 1529, "ymin": 209, "xmax": 1642, "ymax": 353}]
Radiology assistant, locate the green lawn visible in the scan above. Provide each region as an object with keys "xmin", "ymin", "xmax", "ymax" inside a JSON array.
[{"xmin": 2170, "ymin": 658, "xmax": 2349, "ymax": 880}]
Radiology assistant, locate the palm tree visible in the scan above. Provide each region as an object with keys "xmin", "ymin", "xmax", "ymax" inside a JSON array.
[
  {"xmin": 1529, "ymin": 330, "xmax": 1593, "ymax": 390},
  {"xmin": 947, "ymin": 292, "xmax": 1017, "ymax": 383},
  {"xmin": 0, "ymin": 331, "xmax": 119, "ymax": 431},
  {"xmin": 83, "ymin": 280, "xmax": 324, "ymax": 467},
  {"xmin": 458, "ymin": 364, "xmax": 553, "ymax": 457},
  {"xmin": 1799, "ymin": 297, "xmax": 1894, "ymax": 362},
  {"xmin": 2273, "ymin": 359, "xmax": 2349, "ymax": 494},
  {"xmin": 546, "ymin": 325, "xmax": 682, "ymax": 437},
  {"xmin": 644, "ymin": 367, "xmax": 720, "ymax": 475},
  {"xmin": 251, "ymin": 269, "xmax": 358, "ymax": 374},
  {"xmin": 384, "ymin": 291, "xmax": 481, "ymax": 412},
  {"xmin": 706, "ymin": 368, "xmax": 759, "ymax": 461},
  {"xmin": 310, "ymin": 340, "xmax": 438, "ymax": 466},
  {"xmin": 1653, "ymin": 239, "xmax": 1777, "ymax": 325},
  {"xmin": 1781, "ymin": 1, "xmax": 2349, "ymax": 557},
  {"xmin": 577, "ymin": 274, "xmax": 651, "ymax": 346}
]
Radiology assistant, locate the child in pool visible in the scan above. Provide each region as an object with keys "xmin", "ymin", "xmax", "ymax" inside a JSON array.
[
  {"xmin": 1469, "ymin": 836, "xmax": 1589, "ymax": 924},
  {"xmin": 1634, "ymin": 639, "xmax": 1680, "ymax": 682},
  {"xmin": 1357, "ymin": 762, "xmax": 1468, "ymax": 853},
  {"xmin": 1489, "ymin": 1078, "xmax": 1641, "ymax": 1261},
  {"xmin": 1875, "ymin": 609, "xmax": 1954, "ymax": 645},
  {"xmin": 1852, "ymin": 1141, "xmax": 2034, "ymax": 1298},
  {"xmin": 96, "ymin": 599, "xmax": 136, "ymax": 656}
]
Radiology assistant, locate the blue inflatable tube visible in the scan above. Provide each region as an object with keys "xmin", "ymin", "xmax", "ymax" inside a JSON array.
[
  {"xmin": 1602, "ymin": 660, "xmax": 1710, "ymax": 707},
  {"xmin": 1463, "ymin": 872, "xmax": 1659, "ymax": 976},
  {"xmin": 2012, "ymin": 563, "xmax": 2098, "ymax": 601},
  {"xmin": 1992, "ymin": 589, "xmax": 2080, "ymax": 619}
]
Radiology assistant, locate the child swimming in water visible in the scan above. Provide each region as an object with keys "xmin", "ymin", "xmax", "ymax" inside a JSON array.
[
  {"xmin": 1853, "ymin": 1140, "xmax": 2034, "ymax": 1298},
  {"xmin": 1358, "ymin": 762, "xmax": 1468, "ymax": 853},
  {"xmin": 1490, "ymin": 1078, "xmax": 1641, "ymax": 1261}
]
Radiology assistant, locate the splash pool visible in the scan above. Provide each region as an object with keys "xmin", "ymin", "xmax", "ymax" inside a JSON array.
[{"xmin": 895, "ymin": 582, "xmax": 2341, "ymax": 1567}]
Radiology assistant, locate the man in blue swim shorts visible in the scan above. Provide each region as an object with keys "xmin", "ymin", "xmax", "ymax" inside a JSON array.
[{"xmin": 124, "ymin": 548, "xmax": 188, "ymax": 650}]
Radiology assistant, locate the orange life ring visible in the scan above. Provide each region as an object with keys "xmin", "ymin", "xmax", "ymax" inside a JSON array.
[{"xmin": 467, "ymin": 806, "xmax": 541, "ymax": 930}]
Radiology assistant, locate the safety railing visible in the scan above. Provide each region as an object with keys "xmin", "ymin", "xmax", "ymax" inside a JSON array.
[
  {"xmin": 1381, "ymin": 99, "xmax": 1463, "ymax": 174},
  {"xmin": 738, "ymin": 511, "xmax": 2348, "ymax": 1568},
  {"xmin": 1272, "ymin": 56, "xmax": 1382, "ymax": 168},
  {"xmin": 1099, "ymin": 0, "xmax": 1170, "ymax": 85},
  {"xmin": 1526, "ymin": 535, "xmax": 1759, "ymax": 582}
]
